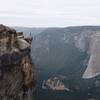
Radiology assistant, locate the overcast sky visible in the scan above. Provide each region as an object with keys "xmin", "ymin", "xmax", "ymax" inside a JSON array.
[{"xmin": 0, "ymin": 0, "xmax": 100, "ymax": 27}]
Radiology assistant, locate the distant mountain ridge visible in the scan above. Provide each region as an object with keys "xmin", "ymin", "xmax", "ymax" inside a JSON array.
[
  {"xmin": 31, "ymin": 26, "xmax": 100, "ymax": 70},
  {"xmin": 14, "ymin": 25, "xmax": 100, "ymax": 79}
]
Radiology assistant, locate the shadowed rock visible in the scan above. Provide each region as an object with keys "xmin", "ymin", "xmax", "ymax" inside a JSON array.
[{"xmin": 0, "ymin": 25, "xmax": 36, "ymax": 100}]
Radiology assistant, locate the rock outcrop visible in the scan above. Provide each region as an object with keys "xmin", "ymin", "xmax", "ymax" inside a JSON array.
[
  {"xmin": 0, "ymin": 25, "xmax": 36, "ymax": 100},
  {"xmin": 42, "ymin": 77, "xmax": 70, "ymax": 91}
]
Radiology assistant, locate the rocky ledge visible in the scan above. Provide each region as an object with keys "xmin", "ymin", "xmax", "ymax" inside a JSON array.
[{"xmin": 0, "ymin": 24, "xmax": 36, "ymax": 100}]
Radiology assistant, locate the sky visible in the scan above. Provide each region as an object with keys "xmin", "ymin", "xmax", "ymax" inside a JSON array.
[{"xmin": 0, "ymin": 0, "xmax": 100, "ymax": 27}]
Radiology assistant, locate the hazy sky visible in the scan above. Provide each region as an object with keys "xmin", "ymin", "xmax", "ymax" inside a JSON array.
[{"xmin": 0, "ymin": 0, "xmax": 100, "ymax": 27}]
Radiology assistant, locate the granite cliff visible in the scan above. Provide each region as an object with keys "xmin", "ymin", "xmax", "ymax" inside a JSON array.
[
  {"xmin": 83, "ymin": 32, "xmax": 100, "ymax": 79},
  {"xmin": 0, "ymin": 25, "xmax": 36, "ymax": 100}
]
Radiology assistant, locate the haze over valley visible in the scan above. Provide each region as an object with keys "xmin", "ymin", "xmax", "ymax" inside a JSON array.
[{"xmin": 16, "ymin": 26, "xmax": 100, "ymax": 100}]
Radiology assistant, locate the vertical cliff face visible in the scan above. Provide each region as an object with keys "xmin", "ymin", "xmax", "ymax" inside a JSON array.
[
  {"xmin": 83, "ymin": 33, "xmax": 100, "ymax": 79},
  {"xmin": 0, "ymin": 25, "xmax": 36, "ymax": 100}
]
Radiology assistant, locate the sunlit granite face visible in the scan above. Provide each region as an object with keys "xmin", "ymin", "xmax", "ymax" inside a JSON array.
[{"xmin": 83, "ymin": 33, "xmax": 100, "ymax": 79}]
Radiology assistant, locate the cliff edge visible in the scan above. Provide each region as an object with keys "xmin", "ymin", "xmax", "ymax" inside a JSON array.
[{"xmin": 0, "ymin": 24, "xmax": 36, "ymax": 100}]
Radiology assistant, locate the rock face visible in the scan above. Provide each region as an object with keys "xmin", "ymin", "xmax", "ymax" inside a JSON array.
[
  {"xmin": 42, "ymin": 77, "xmax": 70, "ymax": 91},
  {"xmin": 0, "ymin": 25, "xmax": 36, "ymax": 100},
  {"xmin": 83, "ymin": 33, "xmax": 100, "ymax": 79}
]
